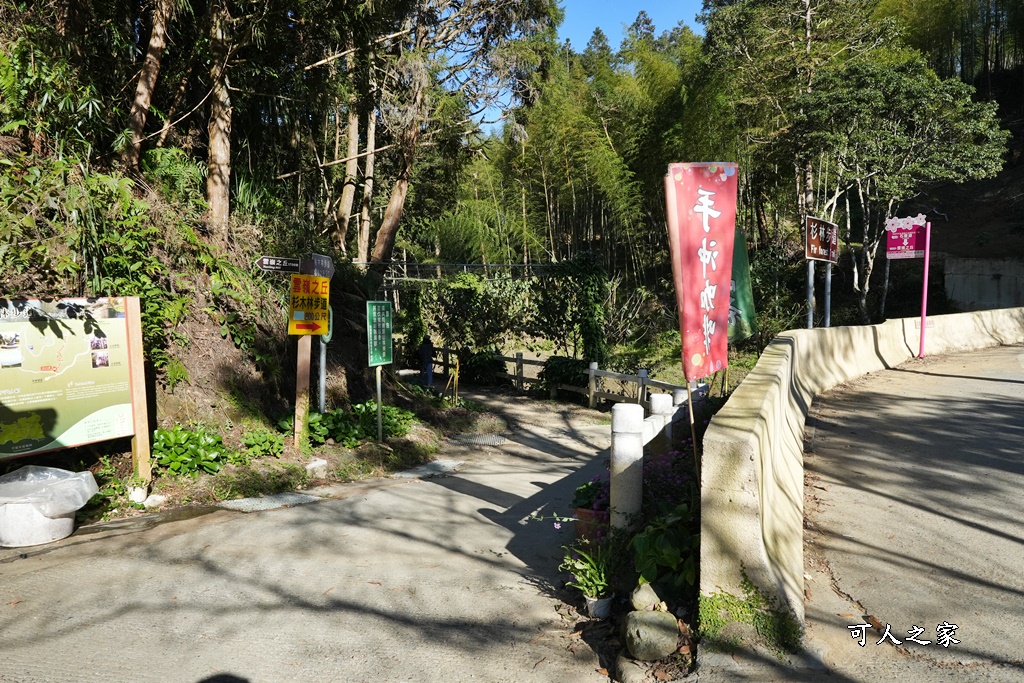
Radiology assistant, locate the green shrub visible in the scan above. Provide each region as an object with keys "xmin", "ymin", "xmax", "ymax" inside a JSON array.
[
  {"xmin": 153, "ymin": 424, "xmax": 233, "ymax": 476},
  {"xmin": 242, "ymin": 427, "xmax": 285, "ymax": 459},
  {"xmin": 538, "ymin": 356, "xmax": 589, "ymax": 396},
  {"xmin": 278, "ymin": 402, "xmax": 417, "ymax": 447},
  {"xmin": 458, "ymin": 348, "xmax": 506, "ymax": 385},
  {"xmin": 632, "ymin": 502, "xmax": 700, "ymax": 605}
]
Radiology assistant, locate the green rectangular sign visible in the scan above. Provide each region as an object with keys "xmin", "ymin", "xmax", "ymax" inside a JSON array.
[
  {"xmin": 0, "ymin": 298, "xmax": 134, "ymax": 459},
  {"xmin": 366, "ymin": 301, "xmax": 393, "ymax": 367}
]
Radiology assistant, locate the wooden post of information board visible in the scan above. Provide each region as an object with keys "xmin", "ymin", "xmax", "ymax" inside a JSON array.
[{"xmin": 125, "ymin": 296, "xmax": 152, "ymax": 481}]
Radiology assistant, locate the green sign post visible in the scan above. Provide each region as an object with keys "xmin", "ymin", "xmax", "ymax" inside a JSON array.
[{"xmin": 366, "ymin": 301, "xmax": 393, "ymax": 440}]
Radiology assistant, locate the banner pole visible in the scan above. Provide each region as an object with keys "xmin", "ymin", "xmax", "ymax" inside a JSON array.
[
  {"xmin": 687, "ymin": 381, "xmax": 700, "ymax": 481},
  {"xmin": 919, "ymin": 221, "xmax": 932, "ymax": 358}
]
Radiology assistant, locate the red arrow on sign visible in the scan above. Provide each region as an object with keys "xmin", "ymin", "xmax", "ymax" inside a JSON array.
[{"xmin": 294, "ymin": 322, "xmax": 322, "ymax": 332}]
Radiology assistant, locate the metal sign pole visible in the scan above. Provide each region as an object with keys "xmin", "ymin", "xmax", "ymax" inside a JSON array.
[
  {"xmin": 806, "ymin": 260, "xmax": 815, "ymax": 329},
  {"xmin": 319, "ymin": 308, "xmax": 333, "ymax": 415},
  {"xmin": 824, "ymin": 262, "xmax": 833, "ymax": 328},
  {"xmin": 919, "ymin": 221, "xmax": 932, "ymax": 358},
  {"xmin": 376, "ymin": 365, "xmax": 383, "ymax": 442}
]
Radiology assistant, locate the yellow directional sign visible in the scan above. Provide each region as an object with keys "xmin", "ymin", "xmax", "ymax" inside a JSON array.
[{"xmin": 288, "ymin": 274, "xmax": 330, "ymax": 335}]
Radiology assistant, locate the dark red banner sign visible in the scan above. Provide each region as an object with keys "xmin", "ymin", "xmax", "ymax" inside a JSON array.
[
  {"xmin": 665, "ymin": 163, "xmax": 738, "ymax": 381},
  {"xmin": 805, "ymin": 216, "xmax": 839, "ymax": 264}
]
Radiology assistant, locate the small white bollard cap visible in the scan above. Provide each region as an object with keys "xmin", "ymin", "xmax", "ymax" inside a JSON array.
[
  {"xmin": 649, "ymin": 393, "xmax": 673, "ymax": 415},
  {"xmin": 612, "ymin": 402, "xmax": 645, "ymax": 433}
]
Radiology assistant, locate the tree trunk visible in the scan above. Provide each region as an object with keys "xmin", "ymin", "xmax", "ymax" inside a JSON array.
[
  {"xmin": 370, "ymin": 79, "xmax": 423, "ymax": 264},
  {"xmin": 123, "ymin": 0, "xmax": 172, "ymax": 170},
  {"xmin": 357, "ymin": 107, "xmax": 378, "ymax": 264},
  {"xmin": 369, "ymin": 156, "xmax": 411, "ymax": 264},
  {"xmin": 206, "ymin": 0, "xmax": 233, "ymax": 237},
  {"xmin": 332, "ymin": 49, "xmax": 360, "ymax": 253}
]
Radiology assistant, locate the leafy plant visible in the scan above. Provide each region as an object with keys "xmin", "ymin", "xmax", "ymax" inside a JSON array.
[
  {"xmin": 278, "ymin": 402, "xmax": 418, "ymax": 448},
  {"xmin": 572, "ymin": 475, "xmax": 610, "ymax": 511},
  {"xmin": 152, "ymin": 425, "xmax": 231, "ymax": 476},
  {"xmin": 242, "ymin": 427, "xmax": 285, "ymax": 459},
  {"xmin": 560, "ymin": 542, "xmax": 611, "ymax": 598},
  {"xmin": 632, "ymin": 502, "xmax": 700, "ymax": 604}
]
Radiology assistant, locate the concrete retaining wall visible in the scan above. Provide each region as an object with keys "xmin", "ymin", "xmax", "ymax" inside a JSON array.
[
  {"xmin": 945, "ymin": 257, "xmax": 1024, "ymax": 311},
  {"xmin": 700, "ymin": 307, "xmax": 1024, "ymax": 624}
]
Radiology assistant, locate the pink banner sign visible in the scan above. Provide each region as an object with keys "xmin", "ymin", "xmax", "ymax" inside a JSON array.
[
  {"xmin": 665, "ymin": 162, "xmax": 738, "ymax": 381},
  {"xmin": 886, "ymin": 214, "xmax": 927, "ymax": 259}
]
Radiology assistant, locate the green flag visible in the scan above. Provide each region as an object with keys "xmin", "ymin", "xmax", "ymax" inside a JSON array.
[{"xmin": 728, "ymin": 227, "xmax": 758, "ymax": 343}]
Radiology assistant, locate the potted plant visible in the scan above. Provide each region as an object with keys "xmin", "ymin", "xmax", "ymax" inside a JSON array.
[
  {"xmin": 559, "ymin": 542, "xmax": 613, "ymax": 619},
  {"xmin": 572, "ymin": 476, "xmax": 610, "ymax": 543}
]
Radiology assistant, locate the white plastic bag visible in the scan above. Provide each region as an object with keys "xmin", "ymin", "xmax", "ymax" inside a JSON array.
[{"xmin": 0, "ymin": 466, "xmax": 99, "ymax": 518}]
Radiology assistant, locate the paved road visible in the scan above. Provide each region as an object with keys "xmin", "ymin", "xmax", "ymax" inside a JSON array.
[
  {"xmin": 699, "ymin": 344, "xmax": 1024, "ymax": 682},
  {"xmin": 0, "ymin": 394, "xmax": 612, "ymax": 683}
]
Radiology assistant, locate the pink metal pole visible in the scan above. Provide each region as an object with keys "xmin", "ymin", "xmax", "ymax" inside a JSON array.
[{"xmin": 919, "ymin": 221, "xmax": 931, "ymax": 358}]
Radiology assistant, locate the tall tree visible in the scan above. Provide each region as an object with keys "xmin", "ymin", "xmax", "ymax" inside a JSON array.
[
  {"xmin": 123, "ymin": 0, "xmax": 175, "ymax": 170},
  {"xmin": 206, "ymin": 0, "xmax": 232, "ymax": 235},
  {"xmin": 797, "ymin": 55, "xmax": 1008, "ymax": 319},
  {"xmin": 367, "ymin": 0, "xmax": 562, "ymax": 263}
]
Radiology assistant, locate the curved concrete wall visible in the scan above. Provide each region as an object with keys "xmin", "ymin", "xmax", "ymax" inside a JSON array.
[{"xmin": 700, "ymin": 307, "xmax": 1024, "ymax": 623}]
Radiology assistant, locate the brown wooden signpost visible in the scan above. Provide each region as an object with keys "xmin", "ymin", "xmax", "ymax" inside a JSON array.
[{"xmin": 257, "ymin": 253, "xmax": 334, "ymax": 446}]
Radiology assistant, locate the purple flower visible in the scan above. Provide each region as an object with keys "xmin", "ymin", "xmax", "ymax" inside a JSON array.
[{"xmin": 553, "ymin": 522, "xmax": 562, "ymax": 530}]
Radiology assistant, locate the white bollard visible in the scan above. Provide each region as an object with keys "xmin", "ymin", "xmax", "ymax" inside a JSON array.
[
  {"xmin": 649, "ymin": 393, "xmax": 674, "ymax": 450},
  {"xmin": 610, "ymin": 403, "xmax": 645, "ymax": 530}
]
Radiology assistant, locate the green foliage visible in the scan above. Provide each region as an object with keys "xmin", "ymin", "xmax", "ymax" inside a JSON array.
[
  {"xmin": 560, "ymin": 542, "xmax": 611, "ymax": 598},
  {"xmin": 740, "ymin": 242, "xmax": 804, "ymax": 350},
  {"xmin": 457, "ymin": 348, "xmax": 507, "ymax": 385},
  {"xmin": 572, "ymin": 477, "xmax": 609, "ymax": 510},
  {"xmin": 165, "ymin": 358, "xmax": 190, "ymax": 391},
  {"xmin": 140, "ymin": 148, "xmax": 208, "ymax": 217},
  {"xmin": 632, "ymin": 502, "xmax": 700, "ymax": 605},
  {"xmin": 0, "ymin": 34, "xmax": 106, "ymax": 153},
  {"xmin": 153, "ymin": 425, "xmax": 234, "ymax": 477},
  {"xmin": 427, "ymin": 274, "xmax": 530, "ymax": 350},
  {"xmin": 278, "ymin": 402, "xmax": 418, "ymax": 448},
  {"xmin": 538, "ymin": 356, "xmax": 589, "ymax": 396},
  {"xmin": 699, "ymin": 577, "xmax": 803, "ymax": 656},
  {"xmin": 242, "ymin": 427, "xmax": 285, "ymax": 459},
  {"xmin": 77, "ymin": 456, "xmax": 144, "ymax": 521},
  {"xmin": 530, "ymin": 254, "xmax": 608, "ymax": 363}
]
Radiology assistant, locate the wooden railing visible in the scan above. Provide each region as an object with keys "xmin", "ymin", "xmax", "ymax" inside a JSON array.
[{"xmin": 430, "ymin": 348, "xmax": 694, "ymax": 408}]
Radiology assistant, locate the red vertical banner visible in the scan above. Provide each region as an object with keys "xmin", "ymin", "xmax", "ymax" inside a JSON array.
[{"xmin": 665, "ymin": 163, "xmax": 738, "ymax": 381}]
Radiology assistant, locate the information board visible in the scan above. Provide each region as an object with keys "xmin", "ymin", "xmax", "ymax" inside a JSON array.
[
  {"xmin": 0, "ymin": 298, "xmax": 135, "ymax": 459},
  {"xmin": 288, "ymin": 274, "xmax": 330, "ymax": 335},
  {"xmin": 366, "ymin": 301, "xmax": 393, "ymax": 367}
]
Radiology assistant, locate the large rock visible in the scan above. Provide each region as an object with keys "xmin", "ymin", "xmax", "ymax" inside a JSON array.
[
  {"xmin": 630, "ymin": 583, "xmax": 663, "ymax": 611},
  {"xmin": 623, "ymin": 610, "xmax": 679, "ymax": 661},
  {"xmin": 615, "ymin": 653, "xmax": 648, "ymax": 683}
]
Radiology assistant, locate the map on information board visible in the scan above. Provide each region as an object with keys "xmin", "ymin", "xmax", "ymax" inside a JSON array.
[{"xmin": 0, "ymin": 298, "xmax": 134, "ymax": 459}]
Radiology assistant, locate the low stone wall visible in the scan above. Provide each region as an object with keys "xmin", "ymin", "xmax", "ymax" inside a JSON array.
[{"xmin": 700, "ymin": 307, "xmax": 1024, "ymax": 624}]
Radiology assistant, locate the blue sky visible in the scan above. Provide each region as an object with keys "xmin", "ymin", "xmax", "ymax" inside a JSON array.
[{"xmin": 557, "ymin": 0, "xmax": 706, "ymax": 51}]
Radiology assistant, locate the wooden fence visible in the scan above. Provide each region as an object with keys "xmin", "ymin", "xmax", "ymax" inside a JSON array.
[{"xmin": 431, "ymin": 348, "xmax": 692, "ymax": 409}]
